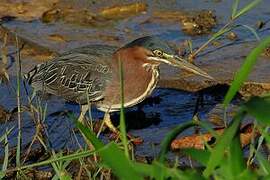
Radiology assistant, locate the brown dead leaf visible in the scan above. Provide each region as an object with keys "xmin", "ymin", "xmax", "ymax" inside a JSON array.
[
  {"xmin": 171, "ymin": 124, "xmax": 258, "ymax": 150},
  {"xmin": 99, "ymin": 3, "xmax": 147, "ymax": 19},
  {"xmin": 0, "ymin": 0, "xmax": 59, "ymax": 21}
]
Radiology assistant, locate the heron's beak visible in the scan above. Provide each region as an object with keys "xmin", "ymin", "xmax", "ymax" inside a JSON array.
[{"xmin": 167, "ymin": 55, "xmax": 214, "ymax": 80}]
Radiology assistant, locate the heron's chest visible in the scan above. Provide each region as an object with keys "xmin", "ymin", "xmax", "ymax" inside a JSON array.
[{"xmin": 96, "ymin": 64, "xmax": 159, "ymax": 112}]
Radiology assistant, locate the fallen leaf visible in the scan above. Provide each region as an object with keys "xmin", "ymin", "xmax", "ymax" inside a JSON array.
[
  {"xmin": 99, "ymin": 3, "xmax": 147, "ymax": 19},
  {"xmin": 0, "ymin": 0, "xmax": 59, "ymax": 21},
  {"xmin": 171, "ymin": 123, "xmax": 258, "ymax": 150}
]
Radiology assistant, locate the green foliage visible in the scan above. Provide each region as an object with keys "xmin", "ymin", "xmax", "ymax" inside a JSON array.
[
  {"xmin": 256, "ymin": 152, "xmax": 270, "ymax": 176},
  {"xmin": 183, "ymin": 149, "xmax": 210, "ymax": 166},
  {"xmin": 203, "ymin": 111, "xmax": 243, "ymax": 178},
  {"xmin": 243, "ymin": 95, "xmax": 270, "ymax": 125},
  {"xmin": 223, "ymin": 36, "xmax": 270, "ymax": 107},
  {"xmin": 77, "ymin": 120, "xmax": 205, "ymax": 179},
  {"xmin": 228, "ymin": 131, "xmax": 245, "ymax": 178},
  {"xmin": 158, "ymin": 121, "xmax": 198, "ymax": 163},
  {"xmin": 77, "ymin": 122, "xmax": 142, "ymax": 180},
  {"xmin": 231, "ymin": 0, "xmax": 262, "ymax": 20},
  {"xmin": 51, "ymin": 152, "xmax": 72, "ymax": 180},
  {"xmin": 118, "ymin": 59, "xmax": 129, "ymax": 158}
]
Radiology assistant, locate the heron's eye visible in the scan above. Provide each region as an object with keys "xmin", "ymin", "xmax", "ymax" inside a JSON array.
[{"xmin": 153, "ymin": 50, "xmax": 163, "ymax": 57}]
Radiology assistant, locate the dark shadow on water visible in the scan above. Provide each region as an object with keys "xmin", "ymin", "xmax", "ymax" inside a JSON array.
[
  {"xmin": 111, "ymin": 108, "xmax": 162, "ymax": 130},
  {"xmin": 0, "ymin": 84, "xmax": 243, "ymax": 157}
]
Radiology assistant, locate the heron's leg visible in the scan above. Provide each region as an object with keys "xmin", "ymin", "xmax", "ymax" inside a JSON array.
[
  {"xmin": 78, "ymin": 104, "xmax": 88, "ymax": 124},
  {"xmin": 78, "ymin": 104, "xmax": 95, "ymax": 149},
  {"xmin": 104, "ymin": 112, "xmax": 118, "ymax": 133},
  {"xmin": 103, "ymin": 112, "xmax": 143, "ymax": 144}
]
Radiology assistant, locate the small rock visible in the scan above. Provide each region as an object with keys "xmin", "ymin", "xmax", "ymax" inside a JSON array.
[
  {"xmin": 181, "ymin": 10, "xmax": 217, "ymax": 35},
  {"xmin": 226, "ymin": 32, "xmax": 238, "ymax": 41}
]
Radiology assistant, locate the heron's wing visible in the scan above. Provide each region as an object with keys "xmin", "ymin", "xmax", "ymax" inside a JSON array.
[{"xmin": 28, "ymin": 52, "xmax": 112, "ymax": 104}]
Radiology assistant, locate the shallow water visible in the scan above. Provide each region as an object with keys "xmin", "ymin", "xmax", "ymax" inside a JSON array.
[{"xmin": 0, "ymin": 76, "xmax": 235, "ymax": 157}]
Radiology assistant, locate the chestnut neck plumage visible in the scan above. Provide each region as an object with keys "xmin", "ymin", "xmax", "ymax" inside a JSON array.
[{"xmin": 96, "ymin": 47, "xmax": 160, "ymax": 112}]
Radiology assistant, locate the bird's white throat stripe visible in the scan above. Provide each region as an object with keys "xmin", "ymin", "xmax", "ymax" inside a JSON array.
[
  {"xmin": 97, "ymin": 63, "xmax": 159, "ymax": 112},
  {"xmin": 147, "ymin": 56, "xmax": 173, "ymax": 65}
]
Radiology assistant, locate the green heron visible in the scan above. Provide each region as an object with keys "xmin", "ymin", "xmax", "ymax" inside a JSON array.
[{"xmin": 25, "ymin": 36, "xmax": 213, "ymax": 136}]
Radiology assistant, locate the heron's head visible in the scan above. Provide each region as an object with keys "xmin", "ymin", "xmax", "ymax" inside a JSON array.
[{"xmin": 121, "ymin": 36, "xmax": 213, "ymax": 80}]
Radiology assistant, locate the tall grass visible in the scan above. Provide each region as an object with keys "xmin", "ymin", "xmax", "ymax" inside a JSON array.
[{"xmin": 15, "ymin": 35, "xmax": 22, "ymax": 172}]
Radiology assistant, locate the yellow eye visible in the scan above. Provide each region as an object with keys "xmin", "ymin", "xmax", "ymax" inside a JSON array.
[{"xmin": 153, "ymin": 50, "xmax": 163, "ymax": 57}]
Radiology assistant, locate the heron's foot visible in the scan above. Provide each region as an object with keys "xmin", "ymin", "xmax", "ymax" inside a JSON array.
[
  {"xmin": 108, "ymin": 132, "xmax": 143, "ymax": 145},
  {"xmin": 93, "ymin": 121, "xmax": 106, "ymax": 133},
  {"xmin": 127, "ymin": 133, "xmax": 144, "ymax": 145}
]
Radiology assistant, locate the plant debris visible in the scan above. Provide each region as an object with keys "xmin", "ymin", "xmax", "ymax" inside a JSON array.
[
  {"xmin": 181, "ymin": 10, "xmax": 217, "ymax": 35},
  {"xmin": 171, "ymin": 123, "xmax": 258, "ymax": 150},
  {"xmin": 99, "ymin": 3, "xmax": 147, "ymax": 19},
  {"xmin": 0, "ymin": 0, "xmax": 58, "ymax": 21}
]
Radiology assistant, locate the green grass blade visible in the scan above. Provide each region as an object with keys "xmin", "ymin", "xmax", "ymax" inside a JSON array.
[
  {"xmin": 223, "ymin": 36, "xmax": 270, "ymax": 107},
  {"xmin": 77, "ymin": 121, "xmax": 142, "ymax": 180},
  {"xmin": 240, "ymin": 24, "xmax": 260, "ymax": 41},
  {"xmin": 243, "ymin": 95, "xmax": 270, "ymax": 125},
  {"xmin": 132, "ymin": 162, "xmax": 154, "ymax": 176},
  {"xmin": 238, "ymin": 169, "xmax": 257, "ymax": 180},
  {"xmin": 18, "ymin": 150, "xmax": 95, "ymax": 170},
  {"xmin": 231, "ymin": 0, "xmax": 240, "ymax": 19},
  {"xmin": 99, "ymin": 143, "xmax": 142, "ymax": 180},
  {"xmin": 158, "ymin": 121, "xmax": 197, "ymax": 163},
  {"xmin": 2, "ymin": 131, "xmax": 9, "ymax": 172},
  {"xmin": 198, "ymin": 121, "xmax": 220, "ymax": 138},
  {"xmin": 15, "ymin": 35, "xmax": 22, "ymax": 168},
  {"xmin": 203, "ymin": 110, "xmax": 245, "ymax": 178},
  {"xmin": 256, "ymin": 152, "xmax": 270, "ymax": 175},
  {"xmin": 0, "ymin": 130, "xmax": 9, "ymax": 178},
  {"xmin": 118, "ymin": 58, "xmax": 129, "ymax": 158},
  {"xmin": 233, "ymin": 0, "xmax": 262, "ymax": 20},
  {"xmin": 257, "ymin": 126, "xmax": 270, "ymax": 145},
  {"xmin": 228, "ymin": 131, "xmax": 246, "ymax": 177},
  {"xmin": 0, "ymin": 127, "xmax": 13, "ymax": 143},
  {"xmin": 183, "ymin": 149, "xmax": 210, "ymax": 166},
  {"xmin": 152, "ymin": 161, "xmax": 204, "ymax": 180}
]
